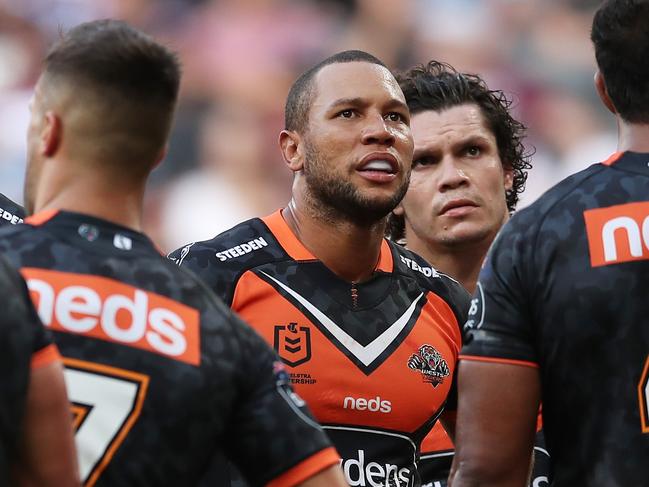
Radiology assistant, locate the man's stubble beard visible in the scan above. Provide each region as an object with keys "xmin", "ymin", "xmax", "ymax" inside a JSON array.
[{"xmin": 303, "ymin": 141, "xmax": 410, "ymax": 227}]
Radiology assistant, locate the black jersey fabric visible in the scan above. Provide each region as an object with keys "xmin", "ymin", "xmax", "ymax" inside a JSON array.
[
  {"xmin": 461, "ymin": 151, "xmax": 649, "ymax": 487},
  {"xmin": 0, "ymin": 254, "xmax": 56, "ymax": 484},
  {"xmin": 170, "ymin": 211, "xmax": 471, "ymax": 487},
  {"xmin": 0, "ymin": 193, "xmax": 24, "ymax": 227},
  {"xmin": 0, "ymin": 210, "xmax": 337, "ymax": 487}
]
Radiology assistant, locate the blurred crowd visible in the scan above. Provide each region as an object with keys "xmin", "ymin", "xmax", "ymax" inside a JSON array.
[{"xmin": 0, "ymin": 0, "xmax": 616, "ymax": 252}]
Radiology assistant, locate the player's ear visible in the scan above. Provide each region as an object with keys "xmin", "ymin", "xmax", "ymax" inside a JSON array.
[
  {"xmin": 279, "ymin": 130, "xmax": 304, "ymax": 172},
  {"xmin": 41, "ymin": 111, "xmax": 62, "ymax": 157},
  {"xmin": 594, "ymin": 70, "xmax": 617, "ymax": 115},
  {"xmin": 503, "ymin": 166, "xmax": 514, "ymax": 192}
]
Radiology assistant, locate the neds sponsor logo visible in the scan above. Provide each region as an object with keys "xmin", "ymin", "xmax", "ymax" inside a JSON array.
[
  {"xmin": 22, "ymin": 268, "xmax": 200, "ymax": 365},
  {"xmin": 343, "ymin": 395, "xmax": 392, "ymax": 413}
]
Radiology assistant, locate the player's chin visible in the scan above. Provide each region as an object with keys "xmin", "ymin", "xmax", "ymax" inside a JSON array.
[{"xmin": 438, "ymin": 223, "xmax": 492, "ymax": 246}]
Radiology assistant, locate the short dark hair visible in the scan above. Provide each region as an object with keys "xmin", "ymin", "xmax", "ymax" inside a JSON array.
[
  {"xmin": 43, "ymin": 19, "xmax": 181, "ymax": 169},
  {"xmin": 387, "ymin": 61, "xmax": 532, "ymax": 241},
  {"xmin": 591, "ymin": 0, "xmax": 649, "ymax": 123},
  {"xmin": 284, "ymin": 50, "xmax": 387, "ymax": 133}
]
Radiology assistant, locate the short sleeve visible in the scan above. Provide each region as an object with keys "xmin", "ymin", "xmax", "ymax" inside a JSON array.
[
  {"xmin": 226, "ymin": 313, "xmax": 338, "ymax": 486},
  {"xmin": 460, "ymin": 211, "xmax": 539, "ymax": 368}
]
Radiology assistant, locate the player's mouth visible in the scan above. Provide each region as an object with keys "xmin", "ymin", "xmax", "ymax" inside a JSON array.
[
  {"xmin": 439, "ymin": 198, "xmax": 479, "ymax": 217},
  {"xmin": 356, "ymin": 153, "xmax": 399, "ymax": 183}
]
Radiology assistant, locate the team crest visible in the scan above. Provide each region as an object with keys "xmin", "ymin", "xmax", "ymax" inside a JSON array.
[
  {"xmin": 408, "ymin": 344, "xmax": 450, "ymax": 387},
  {"xmin": 274, "ymin": 322, "xmax": 311, "ymax": 367}
]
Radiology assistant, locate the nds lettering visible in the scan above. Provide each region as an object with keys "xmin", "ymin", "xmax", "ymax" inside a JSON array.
[
  {"xmin": 341, "ymin": 450, "xmax": 410, "ymax": 487},
  {"xmin": 343, "ymin": 396, "xmax": 392, "ymax": 413},
  {"xmin": 22, "ymin": 268, "xmax": 200, "ymax": 365},
  {"xmin": 584, "ymin": 202, "xmax": 649, "ymax": 267}
]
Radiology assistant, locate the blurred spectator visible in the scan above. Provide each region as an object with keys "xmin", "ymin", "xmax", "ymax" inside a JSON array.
[
  {"xmin": 158, "ymin": 101, "xmax": 288, "ymax": 251},
  {"xmin": 0, "ymin": 0, "xmax": 616, "ymax": 247}
]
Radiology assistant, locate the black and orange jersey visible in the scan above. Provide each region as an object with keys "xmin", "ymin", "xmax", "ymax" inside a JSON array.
[
  {"xmin": 170, "ymin": 210, "xmax": 470, "ymax": 487},
  {"xmin": 0, "ymin": 210, "xmax": 338, "ymax": 487},
  {"xmin": 0, "ymin": 254, "xmax": 59, "ymax": 484},
  {"xmin": 0, "ymin": 193, "xmax": 24, "ymax": 227},
  {"xmin": 461, "ymin": 151, "xmax": 649, "ymax": 486}
]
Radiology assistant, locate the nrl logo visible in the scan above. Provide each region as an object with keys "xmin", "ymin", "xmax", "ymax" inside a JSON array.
[
  {"xmin": 408, "ymin": 344, "xmax": 450, "ymax": 387},
  {"xmin": 273, "ymin": 322, "xmax": 311, "ymax": 367}
]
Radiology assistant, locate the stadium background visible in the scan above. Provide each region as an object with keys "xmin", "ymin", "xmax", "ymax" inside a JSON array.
[{"xmin": 0, "ymin": 0, "xmax": 613, "ymax": 252}]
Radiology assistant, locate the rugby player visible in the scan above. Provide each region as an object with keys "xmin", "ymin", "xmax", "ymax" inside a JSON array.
[
  {"xmin": 450, "ymin": 0, "xmax": 649, "ymax": 485},
  {"xmin": 171, "ymin": 50, "xmax": 471, "ymax": 487},
  {"xmin": 0, "ymin": 19, "xmax": 345, "ymax": 487},
  {"xmin": 387, "ymin": 61, "xmax": 545, "ymax": 486}
]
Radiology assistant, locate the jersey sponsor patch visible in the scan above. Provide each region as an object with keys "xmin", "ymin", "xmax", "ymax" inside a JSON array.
[
  {"xmin": 215, "ymin": 237, "xmax": 269, "ymax": 261},
  {"xmin": 584, "ymin": 201, "xmax": 649, "ymax": 267},
  {"xmin": 21, "ymin": 268, "xmax": 201, "ymax": 365},
  {"xmin": 325, "ymin": 426, "xmax": 417, "ymax": 487},
  {"xmin": 274, "ymin": 322, "xmax": 312, "ymax": 367}
]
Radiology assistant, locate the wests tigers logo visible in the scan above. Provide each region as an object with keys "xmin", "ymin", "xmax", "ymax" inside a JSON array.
[{"xmin": 408, "ymin": 344, "xmax": 449, "ymax": 387}]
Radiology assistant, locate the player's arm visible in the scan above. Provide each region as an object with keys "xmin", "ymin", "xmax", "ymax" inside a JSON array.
[
  {"xmin": 439, "ymin": 410, "xmax": 456, "ymax": 441},
  {"xmin": 448, "ymin": 360, "xmax": 540, "ymax": 487},
  {"xmin": 13, "ymin": 354, "xmax": 80, "ymax": 487}
]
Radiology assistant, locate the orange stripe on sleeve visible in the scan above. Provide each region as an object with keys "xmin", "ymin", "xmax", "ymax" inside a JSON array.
[
  {"xmin": 267, "ymin": 447, "xmax": 340, "ymax": 487},
  {"xmin": 30, "ymin": 343, "xmax": 61, "ymax": 369},
  {"xmin": 459, "ymin": 354, "xmax": 539, "ymax": 369}
]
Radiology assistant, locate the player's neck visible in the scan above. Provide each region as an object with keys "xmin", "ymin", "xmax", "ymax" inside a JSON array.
[
  {"xmin": 282, "ymin": 198, "xmax": 385, "ymax": 283},
  {"xmin": 407, "ymin": 238, "xmax": 489, "ymax": 294},
  {"xmin": 617, "ymin": 120, "xmax": 649, "ymax": 153},
  {"xmin": 34, "ymin": 166, "xmax": 145, "ymax": 232}
]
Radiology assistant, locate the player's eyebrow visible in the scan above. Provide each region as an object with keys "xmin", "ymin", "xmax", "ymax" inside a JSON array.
[
  {"xmin": 328, "ymin": 97, "xmax": 409, "ymax": 113},
  {"xmin": 453, "ymin": 134, "xmax": 493, "ymax": 148}
]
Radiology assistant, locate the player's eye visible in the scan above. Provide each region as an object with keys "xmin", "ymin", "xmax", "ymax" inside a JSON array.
[
  {"xmin": 385, "ymin": 112, "xmax": 405, "ymax": 123},
  {"xmin": 412, "ymin": 156, "xmax": 437, "ymax": 168},
  {"xmin": 466, "ymin": 146, "xmax": 481, "ymax": 157},
  {"xmin": 338, "ymin": 109, "xmax": 355, "ymax": 119}
]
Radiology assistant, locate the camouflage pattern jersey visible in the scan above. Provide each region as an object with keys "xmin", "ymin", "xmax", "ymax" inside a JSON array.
[
  {"xmin": 170, "ymin": 210, "xmax": 471, "ymax": 487},
  {"xmin": 0, "ymin": 210, "xmax": 338, "ymax": 487},
  {"xmin": 461, "ymin": 151, "xmax": 649, "ymax": 487}
]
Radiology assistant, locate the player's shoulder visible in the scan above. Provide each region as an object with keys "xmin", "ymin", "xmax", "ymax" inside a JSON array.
[
  {"xmin": 505, "ymin": 161, "xmax": 609, "ymax": 237},
  {"xmin": 388, "ymin": 240, "xmax": 471, "ymax": 309},
  {"xmin": 0, "ymin": 217, "xmax": 50, "ymax": 252},
  {"xmin": 169, "ymin": 216, "xmax": 289, "ymax": 275}
]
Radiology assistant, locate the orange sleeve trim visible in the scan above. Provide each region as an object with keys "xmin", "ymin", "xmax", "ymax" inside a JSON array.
[
  {"xmin": 30, "ymin": 343, "xmax": 61, "ymax": 369},
  {"xmin": 267, "ymin": 447, "xmax": 340, "ymax": 487},
  {"xmin": 601, "ymin": 152, "xmax": 623, "ymax": 166},
  {"xmin": 25, "ymin": 209, "xmax": 59, "ymax": 226},
  {"xmin": 459, "ymin": 354, "xmax": 539, "ymax": 369}
]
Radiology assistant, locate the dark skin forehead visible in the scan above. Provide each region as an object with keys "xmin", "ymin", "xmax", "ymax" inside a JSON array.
[{"xmin": 309, "ymin": 62, "xmax": 408, "ymax": 118}]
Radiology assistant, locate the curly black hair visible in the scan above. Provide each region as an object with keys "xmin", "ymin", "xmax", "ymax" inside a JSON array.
[{"xmin": 387, "ymin": 61, "xmax": 533, "ymax": 241}]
